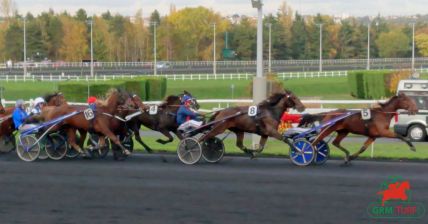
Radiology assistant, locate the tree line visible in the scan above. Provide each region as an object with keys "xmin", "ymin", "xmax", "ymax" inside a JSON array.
[{"xmin": 1, "ymin": 1, "xmax": 428, "ymax": 62}]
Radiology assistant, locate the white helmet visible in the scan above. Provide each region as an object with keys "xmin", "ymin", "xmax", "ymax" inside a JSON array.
[{"xmin": 34, "ymin": 97, "xmax": 46, "ymax": 106}]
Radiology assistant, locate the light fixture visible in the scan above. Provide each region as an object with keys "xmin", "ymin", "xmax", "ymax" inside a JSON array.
[
  {"xmin": 251, "ymin": 0, "xmax": 262, "ymax": 9},
  {"xmin": 404, "ymin": 83, "xmax": 413, "ymax": 89}
]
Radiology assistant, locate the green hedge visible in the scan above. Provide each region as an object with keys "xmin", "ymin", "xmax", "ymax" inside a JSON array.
[
  {"xmin": 347, "ymin": 70, "xmax": 393, "ymax": 99},
  {"xmin": 58, "ymin": 77, "xmax": 166, "ymax": 102},
  {"xmin": 145, "ymin": 78, "xmax": 167, "ymax": 100}
]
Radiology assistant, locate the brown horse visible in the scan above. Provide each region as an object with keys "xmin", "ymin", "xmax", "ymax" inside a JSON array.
[
  {"xmin": 199, "ymin": 90, "xmax": 305, "ymax": 157},
  {"xmin": 0, "ymin": 99, "xmax": 16, "ymax": 152},
  {"xmin": 130, "ymin": 92, "xmax": 199, "ymax": 152},
  {"xmin": 300, "ymin": 93, "xmax": 419, "ymax": 164},
  {"xmin": 41, "ymin": 89, "xmax": 137, "ymax": 156}
]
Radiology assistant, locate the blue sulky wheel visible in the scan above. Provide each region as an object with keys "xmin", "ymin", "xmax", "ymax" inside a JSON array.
[
  {"xmin": 313, "ymin": 140, "xmax": 330, "ymax": 165},
  {"xmin": 16, "ymin": 134, "xmax": 41, "ymax": 162},
  {"xmin": 290, "ymin": 138, "xmax": 315, "ymax": 166}
]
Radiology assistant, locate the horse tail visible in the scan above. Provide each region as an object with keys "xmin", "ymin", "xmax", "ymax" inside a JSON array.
[{"xmin": 298, "ymin": 113, "xmax": 326, "ymax": 127}]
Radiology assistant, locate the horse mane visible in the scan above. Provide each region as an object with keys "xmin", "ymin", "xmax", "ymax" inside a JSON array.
[
  {"xmin": 378, "ymin": 95, "xmax": 399, "ymax": 108},
  {"xmin": 44, "ymin": 92, "xmax": 60, "ymax": 103},
  {"xmin": 160, "ymin": 95, "xmax": 180, "ymax": 108},
  {"xmin": 258, "ymin": 90, "xmax": 291, "ymax": 107}
]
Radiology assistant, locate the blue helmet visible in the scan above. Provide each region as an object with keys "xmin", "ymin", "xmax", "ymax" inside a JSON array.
[{"xmin": 181, "ymin": 95, "xmax": 192, "ymax": 104}]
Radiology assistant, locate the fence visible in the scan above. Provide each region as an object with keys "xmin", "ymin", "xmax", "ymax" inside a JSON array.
[
  {"xmin": 0, "ymin": 68, "xmax": 427, "ymax": 82},
  {"xmin": 2, "ymin": 57, "xmax": 428, "ymax": 69}
]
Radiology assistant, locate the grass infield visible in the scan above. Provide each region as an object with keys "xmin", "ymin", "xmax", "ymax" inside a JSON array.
[{"xmin": 131, "ymin": 135, "xmax": 428, "ymax": 161}]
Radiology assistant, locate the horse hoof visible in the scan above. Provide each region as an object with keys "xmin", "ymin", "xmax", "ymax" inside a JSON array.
[
  {"xmin": 123, "ymin": 149, "xmax": 131, "ymax": 156},
  {"xmin": 410, "ymin": 147, "xmax": 416, "ymax": 152}
]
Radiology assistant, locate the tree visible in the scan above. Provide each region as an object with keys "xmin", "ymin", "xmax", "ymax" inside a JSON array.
[
  {"xmin": 160, "ymin": 7, "xmax": 228, "ymax": 60},
  {"xmin": 290, "ymin": 13, "xmax": 307, "ymax": 59},
  {"xmin": 376, "ymin": 29, "xmax": 410, "ymax": 58},
  {"xmin": 0, "ymin": 0, "xmax": 16, "ymax": 22},
  {"xmin": 58, "ymin": 16, "xmax": 88, "ymax": 61},
  {"xmin": 75, "ymin": 9, "xmax": 88, "ymax": 23},
  {"xmin": 4, "ymin": 20, "xmax": 23, "ymax": 61},
  {"xmin": 415, "ymin": 28, "xmax": 428, "ymax": 56},
  {"xmin": 229, "ymin": 17, "xmax": 256, "ymax": 60}
]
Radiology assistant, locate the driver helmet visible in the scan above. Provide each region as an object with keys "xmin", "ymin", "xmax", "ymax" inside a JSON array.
[
  {"xmin": 181, "ymin": 95, "xmax": 192, "ymax": 104},
  {"xmin": 87, "ymin": 96, "xmax": 97, "ymax": 104},
  {"xmin": 34, "ymin": 97, "xmax": 46, "ymax": 107}
]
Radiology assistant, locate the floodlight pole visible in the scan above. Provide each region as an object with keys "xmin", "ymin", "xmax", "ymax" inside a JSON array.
[
  {"xmin": 268, "ymin": 23, "xmax": 272, "ymax": 73},
  {"xmin": 411, "ymin": 23, "xmax": 415, "ymax": 73},
  {"xmin": 213, "ymin": 23, "xmax": 216, "ymax": 76},
  {"xmin": 367, "ymin": 22, "xmax": 370, "ymax": 70},
  {"xmin": 252, "ymin": 0, "xmax": 267, "ymax": 147},
  {"xmin": 152, "ymin": 22, "xmax": 157, "ymax": 76},
  {"xmin": 90, "ymin": 19, "xmax": 94, "ymax": 77},
  {"xmin": 318, "ymin": 23, "xmax": 323, "ymax": 72},
  {"xmin": 23, "ymin": 18, "xmax": 27, "ymax": 77}
]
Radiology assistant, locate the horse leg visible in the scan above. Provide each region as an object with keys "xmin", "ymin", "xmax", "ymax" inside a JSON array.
[
  {"xmin": 66, "ymin": 128, "xmax": 84, "ymax": 155},
  {"xmin": 133, "ymin": 127, "xmax": 153, "ymax": 153},
  {"xmin": 77, "ymin": 129, "xmax": 87, "ymax": 149},
  {"xmin": 100, "ymin": 127, "xmax": 131, "ymax": 156},
  {"xmin": 156, "ymin": 129, "xmax": 174, "ymax": 145},
  {"xmin": 174, "ymin": 130, "xmax": 184, "ymax": 140},
  {"xmin": 379, "ymin": 130, "xmax": 416, "ymax": 152},
  {"xmin": 198, "ymin": 123, "xmax": 228, "ymax": 143},
  {"xmin": 234, "ymin": 131, "xmax": 250, "ymax": 153},
  {"xmin": 331, "ymin": 131, "xmax": 351, "ymax": 164},
  {"xmin": 255, "ymin": 135, "xmax": 268, "ymax": 153},
  {"xmin": 349, "ymin": 137, "xmax": 376, "ymax": 161}
]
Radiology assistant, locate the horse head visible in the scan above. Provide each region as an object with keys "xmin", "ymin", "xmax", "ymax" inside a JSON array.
[
  {"xmin": 180, "ymin": 90, "xmax": 200, "ymax": 110},
  {"xmin": 381, "ymin": 93, "xmax": 419, "ymax": 115},
  {"xmin": 266, "ymin": 90, "xmax": 305, "ymax": 112},
  {"xmin": 44, "ymin": 92, "xmax": 66, "ymax": 106}
]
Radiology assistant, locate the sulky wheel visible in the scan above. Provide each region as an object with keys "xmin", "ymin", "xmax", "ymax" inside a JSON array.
[
  {"xmin": 177, "ymin": 137, "xmax": 202, "ymax": 165},
  {"xmin": 289, "ymin": 138, "xmax": 315, "ymax": 166},
  {"xmin": 313, "ymin": 140, "xmax": 330, "ymax": 165},
  {"xmin": 201, "ymin": 137, "xmax": 225, "ymax": 163},
  {"xmin": 45, "ymin": 133, "xmax": 68, "ymax": 160},
  {"xmin": 16, "ymin": 134, "xmax": 41, "ymax": 162},
  {"xmin": 0, "ymin": 135, "xmax": 15, "ymax": 153},
  {"xmin": 87, "ymin": 134, "xmax": 110, "ymax": 159}
]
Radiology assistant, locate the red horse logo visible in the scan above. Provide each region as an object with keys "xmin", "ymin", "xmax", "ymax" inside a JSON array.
[{"xmin": 377, "ymin": 181, "xmax": 410, "ymax": 206}]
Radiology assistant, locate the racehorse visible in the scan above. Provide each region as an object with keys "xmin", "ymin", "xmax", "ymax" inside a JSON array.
[
  {"xmin": 199, "ymin": 90, "xmax": 305, "ymax": 157},
  {"xmin": 41, "ymin": 88, "xmax": 138, "ymax": 156},
  {"xmin": 299, "ymin": 93, "xmax": 418, "ymax": 164},
  {"xmin": 129, "ymin": 91, "xmax": 199, "ymax": 152},
  {"xmin": 0, "ymin": 99, "xmax": 16, "ymax": 152}
]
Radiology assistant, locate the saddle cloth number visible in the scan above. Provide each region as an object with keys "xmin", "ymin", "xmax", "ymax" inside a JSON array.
[
  {"xmin": 84, "ymin": 108, "xmax": 95, "ymax": 120},
  {"xmin": 149, "ymin": 105, "xmax": 158, "ymax": 115},
  {"xmin": 361, "ymin": 108, "xmax": 371, "ymax": 120},
  {"xmin": 248, "ymin": 106, "xmax": 258, "ymax": 117}
]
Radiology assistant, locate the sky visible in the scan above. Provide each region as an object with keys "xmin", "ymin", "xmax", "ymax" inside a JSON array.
[{"xmin": 12, "ymin": 0, "xmax": 428, "ymax": 17}]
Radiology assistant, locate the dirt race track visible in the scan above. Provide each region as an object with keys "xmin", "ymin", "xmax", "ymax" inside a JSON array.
[{"xmin": 0, "ymin": 152, "xmax": 427, "ymax": 224}]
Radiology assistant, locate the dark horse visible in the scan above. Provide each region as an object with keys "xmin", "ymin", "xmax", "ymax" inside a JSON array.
[
  {"xmin": 199, "ymin": 90, "xmax": 305, "ymax": 157},
  {"xmin": 130, "ymin": 91, "xmax": 199, "ymax": 152},
  {"xmin": 299, "ymin": 93, "xmax": 419, "ymax": 164}
]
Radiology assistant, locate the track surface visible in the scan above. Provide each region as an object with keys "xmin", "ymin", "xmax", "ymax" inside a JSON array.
[{"xmin": 0, "ymin": 153, "xmax": 427, "ymax": 224}]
